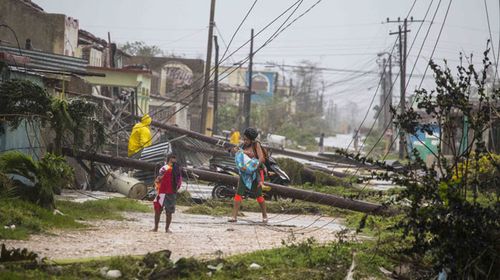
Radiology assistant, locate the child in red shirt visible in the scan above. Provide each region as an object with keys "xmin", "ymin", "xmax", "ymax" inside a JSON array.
[{"xmin": 152, "ymin": 154, "xmax": 182, "ymax": 232}]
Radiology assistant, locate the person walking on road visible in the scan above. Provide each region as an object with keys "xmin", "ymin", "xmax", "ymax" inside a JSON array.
[
  {"xmin": 152, "ymin": 154, "xmax": 182, "ymax": 233},
  {"xmin": 318, "ymin": 133, "xmax": 325, "ymax": 154},
  {"xmin": 228, "ymin": 127, "xmax": 268, "ymax": 224},
  {"xmin": 353, "ymin": 129, "xmax": 360, "ymax": 152}
]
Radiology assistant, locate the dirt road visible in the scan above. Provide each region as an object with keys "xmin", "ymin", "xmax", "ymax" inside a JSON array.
[{"xmin": 3, "ymin": 207, "xmax": 347, "ymax": 262}]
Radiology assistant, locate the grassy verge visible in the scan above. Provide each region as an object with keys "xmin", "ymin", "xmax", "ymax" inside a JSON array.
[
  {"xmin": 1, "ymin": 195, "xmax": 404, "ymax": 279},
  {"xmin": 0, "ymin": 237, "xmax": 403, "ymax": 279},
  {"xmin": 0, "ymin": 199, "xmax": 83, "ymax": 240},
  {"xmin": 2, "ymin": 238, "xmax": 351, "ymax": 279},
  {"xmin": 295, "ymin": 183, "xmax": 400, "ymax": 204},
  {"xmin": 0, "ymin": 198, "xmax": 149, "ymax": 240},
  {"xmin": 56, "ymin": 198, "xmax": 150, "ymax": 221},
  {"xmin": 184, "ymin": 198, "xmax": 354, "ymax": 218},
  {"xmin": 183, "ymin": 182, "xmax": 398, "ymax": 219}
]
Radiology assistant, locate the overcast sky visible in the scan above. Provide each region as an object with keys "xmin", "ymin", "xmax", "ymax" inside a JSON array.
[{"xmin": 34, "ymin": 0, "xmax": 499, "ymax": 119}]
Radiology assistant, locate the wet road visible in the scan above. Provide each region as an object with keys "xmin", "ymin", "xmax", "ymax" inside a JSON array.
[{"xmin": 3, "ymin": 206, "xmax": 347, "ymax": 262}]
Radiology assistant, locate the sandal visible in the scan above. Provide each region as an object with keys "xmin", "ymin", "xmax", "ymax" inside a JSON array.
[
  {"xmin": 262, "ymin": 218, "xmax": 268, "ymax": 224},
  {"xmin": 228, "ymin": 218, "xmax": 237, "ymax": 223}
]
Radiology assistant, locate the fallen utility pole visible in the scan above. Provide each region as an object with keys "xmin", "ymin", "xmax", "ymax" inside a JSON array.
[
  {"xmin": 188, "ymin": 168, "xmax": 386, "ymax": 214},
  {"xmin": 179, "ymin": 143, "xmax": 356, "ymax": 180},
  {"xmin": 133, "ymin": 115, "xmax": 371, "ymax": 169},
  {"xmin": 62, "ymin": 148, "xmax": 389, "ymax": 215}
]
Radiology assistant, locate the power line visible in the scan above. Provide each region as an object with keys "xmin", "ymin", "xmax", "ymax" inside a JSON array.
[
  {"xmin": 107, "ymin": 0, "xmax": 317, "ymax": 179},
  {"xmin": 416, "ymin": 0, "xmax": 452, "ymax": 89},
  {"xmin": 132, "ymin": 0, "xmax": 308, "ymax": 127},
  {"xmin": 359, "ymin": 0, "xmax": 442, "ymax": 158},
  {"xmin": 326, "ymin": 0, "xmax": 438, "ymax": 184},
  {"xmin": 497, "ymin": 0, "xmax": 500, "ymax": 86},
  {"xmin": 186, "ymin": 0, "xmax": 339, "ymax": 228},
  {"xmin": 82, "ymin": 0, "xmax": 306, "ymax": 153},
  {"xmin": 214, "ymin": 26, "xmax": 249, "ymax": 93},
  {"xmin": 245, "ymin": 1, "xmax": 407, "ymax": 228},
  {"xmin": 145, "ymin": 0, "xmax": 321, "ymax": 131},
  {"xmin": 322, "ymin": 71, "xmax": 376, "ymax": 88},
  {"xmin": 252, "ymin": 0, "xmax": 322, "ymax": 55},
  {"xmin": 257, "ymin": 0, "xmax": 419, "ymax": 232},
  {"xmin": 278, "ymin": 0, "xmax": 460, "ymax": 236},
  {"xmin": 258, "ymin": 8, "xmax": 416, "ymax": 225},
  {"xmin": 362, "ymin": 0, "xmax": 441, "ymax": 154},
  {"xmin": 252, "ymin": 61, "xmax": 431, "ymax": 78},
  {"xmin": 173, "ymin": 0, "xmax": 306, "ymax": 125},
  {"xmin": 483, "ymin": 0, "xmax": 500, "ymax": 85},
  {"xmin": 219, "ymin": 0, "xmax": 259, "ymax": 62},
  {"xmin": 359, "ymin": 0, "xmax": 454, "ymax": 185}
]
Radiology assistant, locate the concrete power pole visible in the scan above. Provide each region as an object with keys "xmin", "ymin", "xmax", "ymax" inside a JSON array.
[
  {"xmin": 212, "ymin": 35, "xmax": 219, "ymax": 135},
  {"xmin": 243, "ymin": 28, "xmax": 254, "ymax": 129},
  {"xmin": 200, "ymin": 0, "xmax": 216, "ymax": 135},
  {"xmin": 396, "ymin": 24, "xmax": 406, "ymax": 159},
  {"xmin": 387, "ymin": 17, "xmax": 422, "ymax": 159},
  {"xmin": 377, "ymin": 53, "xmax": 392, "ymax": 132},
  {"xmin": 387, "ymin": 55, "xmax": 392, "ymax": 129},
  {"xmin": 378, "ymin": 57, "xmax": 387, "ymax": 131}
]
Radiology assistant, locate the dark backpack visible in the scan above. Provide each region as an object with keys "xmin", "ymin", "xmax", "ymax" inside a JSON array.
[{"xmin": 252, "ymin": 141, "xmax": 271, "ymax": 170}]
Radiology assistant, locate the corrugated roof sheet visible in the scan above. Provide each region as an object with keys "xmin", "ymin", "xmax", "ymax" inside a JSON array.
[
  {"xmin": 0, "ymin": 45, "xmax": 88, "ymax": 74},
  {"xmin": 132, "ymin": 132, "xmax": 234, "ymax": 184}
]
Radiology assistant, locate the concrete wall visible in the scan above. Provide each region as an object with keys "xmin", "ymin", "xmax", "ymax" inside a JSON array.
[
  {"xmin": 82, "ymin": 68, "xmax": 151, "ymax": 115},
  {"xmin": 0, "ymin": 0, "xmax": 75, "ymax": 55},
  {"xmin": 136, "ymin": 74, "xmax": 151, "ymax": 115},
  {"xmin": 63, "ymin": 16, "xmax": 79, "ymax": 56},
  {"xmin": 88, "ymin": 48, "xmax": 103, "ymax": 67},
  {"xmin": 124, "ymin": 56, "xmax": 205, "ymax": 132}
]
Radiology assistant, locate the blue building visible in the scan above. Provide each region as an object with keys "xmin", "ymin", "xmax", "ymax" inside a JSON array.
[{"xmin": 246, "ymin": 71, "xmax": 277, "ymax": 104}]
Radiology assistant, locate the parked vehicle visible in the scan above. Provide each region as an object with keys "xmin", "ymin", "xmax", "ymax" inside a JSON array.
[
  {"xmin": 266, "ymin": 134, "xmax": 286, "ymax": 149},
  {"xmin": 265, "ymin": 156, "xmax": 290, "ymax": 185},
  {"xmin": 210, "ymin": 156, "xmax": 290, "ymax": 200}
]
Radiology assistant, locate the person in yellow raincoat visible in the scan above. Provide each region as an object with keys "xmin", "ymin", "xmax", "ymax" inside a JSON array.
[
  {"xmin": 128, "ymin": 114, "xmax": 153, "ymax": 157},
  {"xmin": 229, "ymin": 128, "xmax": 240, "ymax": 145}
]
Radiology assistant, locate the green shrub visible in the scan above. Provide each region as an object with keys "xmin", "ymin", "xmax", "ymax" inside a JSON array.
[{"xmin": 0, "ymin": 151, "xmax": 74, "ymax": 209}]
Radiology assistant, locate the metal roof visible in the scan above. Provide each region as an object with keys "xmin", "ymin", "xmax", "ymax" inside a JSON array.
[
  {"xmin": 0, "ymin": 45, "xmax": 89, "ymax": 75},
  {"xmin": 132, "ymin": 135, "xmax": 231, "ymax": 184}
]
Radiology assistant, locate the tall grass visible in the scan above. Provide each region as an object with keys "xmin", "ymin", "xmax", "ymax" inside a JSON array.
[{"xmin": 0, "ymin": 198, "xmax": 150, "ymax": 240}]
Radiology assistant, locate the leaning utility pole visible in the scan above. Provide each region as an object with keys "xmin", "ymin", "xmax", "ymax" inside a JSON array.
[
  {"xmin": 387, "ymin": 54, "xmax": 392, "ymax": 130},
  {"xmin": 378, "ymin": 57, "xmax": 387, "ymax": 131},
  {"xmin": 396, "ymin": 24, "xmax": 406, "ymax": 159},
  {"xmin": 200, "ymin": 0, "xmax": 216, "ymax": 135},
  {"xmin": 401, "ymin": 20, "xmax": 408, "ymax": 159},
  {"xmin": 212, "ymin": 35, "xmax": 219, "ymax": 135},
  {"xmin": 383, "ymin": 54, "xmax": 393, "ymax": 146},
  {"xmin": 387, "ymin": 17, "xmax": 423, "ymax": 159},
  {"xmin": 243, "ymin": 28, "xmax": 254, "ymax": 129}
]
